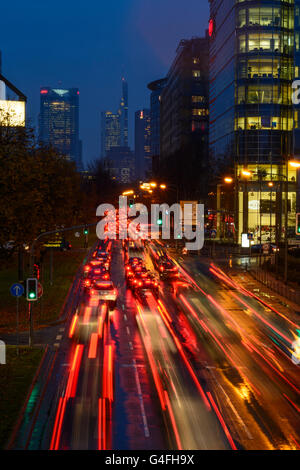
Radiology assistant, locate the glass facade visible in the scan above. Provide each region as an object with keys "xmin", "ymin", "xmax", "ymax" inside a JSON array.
[
  {"xmin": 134, "ymin": 109, "xmax": 151, "ymax": 179},
  {"xmin": 209, "ymin": 0, "xmax": 299, "ymax": 243},
  {"xmin": 39, "ymin": 87, "xmax": 81, "ymax": 168},
  {"xmin": 101, "ymin": 111, "xmax": 121, "ymax": 158}
]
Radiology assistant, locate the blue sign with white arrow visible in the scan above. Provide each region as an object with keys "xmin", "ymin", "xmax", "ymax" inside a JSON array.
[{"xmin": 10, "ymin": 283, "xmax": 24, "ymax": 297}]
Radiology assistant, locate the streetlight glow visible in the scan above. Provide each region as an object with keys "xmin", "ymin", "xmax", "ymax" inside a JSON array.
[
  {"xmin": 160, "ymin": 184, "xmax": 166, "ymax": 189},
  {"xmin": 122, "ymin": 190, "xmax": 134, "ymax": 196},
  {"xmin": 289, "ymin": 160, "xmax": 300, "ymax": 169},
  {"xmin": 241, "ymin": 169, "xmax": 252, "ymax": 177},
  {"xmin": 224, "ymin": 177, "xmax": 233, "ymax": 184}
]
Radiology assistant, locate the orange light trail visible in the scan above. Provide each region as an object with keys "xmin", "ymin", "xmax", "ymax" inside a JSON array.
[
  {"xmin": 157, "ymin": 299, "xmax": 172, "ymax": 322},
  {"xmin": 83, "ymin": 306, "xmax": 92, "ymax": 324},
  {"xmin": 210, "ymin": 265, "xmax": 300, "ymax": 330},
  {"xmin": 88, "ymin": 333, "xmax": 98, "ymax": 359},
  {"xmin": 65, "ymin": 344, "xmax": 84, "ymax": 398},
  {"xmin": 207, "ymin": 392, "xmax": 237, "ymax": 450},
  {"xmin": 283, "ymin": 393, "xmax": 300, "ymax": 413},
  {"xmin": 230, "ymin": 292, "xmax": 293, "ymax": 346},
  {"xmin": 164, "ymin": 390, "xmax": 182, "ymax": 450},
  {"xmin": 68, "ymin": 315, "xmax": 78, "ymax": 338},
  {"xmin": 249, "ymin": 342, "xmax": 300, "ymax": 394},
  {"xmin": 154, "ymin": 297, "xmax": 211, "ymax": 410}
]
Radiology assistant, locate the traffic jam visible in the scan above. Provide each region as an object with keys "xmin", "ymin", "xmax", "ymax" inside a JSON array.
[{"xmin": 51, "ymin": 225, "xmax": 300, "ymax": 451}]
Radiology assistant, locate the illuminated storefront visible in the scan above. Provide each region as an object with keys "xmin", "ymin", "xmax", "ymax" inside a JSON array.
[{"xmin": 236, "ymin": 164, "xmax": 298, "ymax": 244}]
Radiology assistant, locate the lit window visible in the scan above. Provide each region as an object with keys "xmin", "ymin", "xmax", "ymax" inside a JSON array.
[{"xmin": 192, "ymin": 70, "xmax": 201, "ymax": 78}]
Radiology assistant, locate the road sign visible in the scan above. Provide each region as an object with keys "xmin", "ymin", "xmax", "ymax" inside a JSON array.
[
  {"xmin": 37, "ymin": 282, "xmax": 43, "ymax": 298},
  {"xmin": 75, "ymin": 232, "xmax": 80, "ymax": 238},
  {"xmin": 10, "ymin": 283, "xmax": 24, "ymax": 297},
  {"xmin": 210, "ymin": 229, "xmax": 217, "ymax": 239}
]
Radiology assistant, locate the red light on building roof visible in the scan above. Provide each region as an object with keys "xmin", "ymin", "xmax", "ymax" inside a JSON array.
[
  {"xmin": 77, "ymin": 91, "xmax": 80, "ymax": 95},
  {"xmin": 209, "ymin": 19, "xmax": 214, "ymax": 37},
  {"xmin": 40, "ymin": 89, "xmax": 48, "ymax": 94}
]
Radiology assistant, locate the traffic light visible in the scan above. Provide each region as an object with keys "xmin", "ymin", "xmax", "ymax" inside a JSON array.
[
  {"xmin": 84, "ymin": 227, "xmax": 89, "ymax": 235},
  {"xmin": 129, "ymin": 199, "xmax": 134, "ymax": 208},
  {"xmin": 157, "ymin": 218, "xmax": 163, "ymax": 226},
  {"xmin": 296, "ymin": 213, "xmax": 300, "ymax": 235},
  {"xmin": 26, "ymin": 278, "xmax": 38, "ymax": 301}
]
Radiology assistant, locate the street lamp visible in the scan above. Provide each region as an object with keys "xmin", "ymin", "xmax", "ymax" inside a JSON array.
[
  {"xmin": 289, "ymin": 160, "xmax": 300, "ymax": 169},
  {"xmin": 224, "ymin": 177, "xmax": 233, "ymax": 184},
  {"xmin": 160, "ymin": 184, "xmax": 167, "ymax": 189},
  {"xmin": 241, "ymin": 169, "xmax": 252, "ymax": 178}
]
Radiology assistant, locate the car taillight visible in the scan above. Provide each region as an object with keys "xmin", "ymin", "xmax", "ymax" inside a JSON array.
[
  {"xmin": 160, "ymin": 266, "xmax": 164, "ymax": 271},
  {"xmin": 103, "ymin": 274, "xmax": 109, "ymax": 279},
  {"xmin": 138, "ymin": 282, "xmax": 142, "ymax": 286},
  {"xmin": 85, "ymin": 280, "xmax": 91, "ymax": 286},
  {"xmin": 91, "ymin": 290, "xmax": 95, "ymax": 295},
  {"xmin": 154, "ymin": 282, "xmax": 158, "ymax": 286},
  {"xmin": 84, "ymin": 265, "xmax": 90, "ymax": 272}
]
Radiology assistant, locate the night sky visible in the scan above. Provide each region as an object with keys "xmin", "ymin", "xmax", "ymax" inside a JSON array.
[{"xmin": 0, "ymin": 0, "xmax": 209, "ymax": 166}]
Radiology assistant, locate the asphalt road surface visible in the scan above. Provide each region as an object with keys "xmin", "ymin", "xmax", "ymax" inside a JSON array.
[{"xmin": 10, "ymin": 240, "xmax": 300, "ymax": 450}]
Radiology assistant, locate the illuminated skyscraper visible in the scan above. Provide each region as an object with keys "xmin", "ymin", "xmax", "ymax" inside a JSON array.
[
  {"xmin": 101, "ymin": 111, "xmax": 121, "ymax": 158},
  {"xmin": 120, "ymin": 77, "xmax": 128, "ymax": 147},
  {"xmin": 39, "ymin": 87, "xmax": 82, "ymax": 168},
  {"xmin": 135, "ymin": 109, "xmax": 151, "ymax": 179}
]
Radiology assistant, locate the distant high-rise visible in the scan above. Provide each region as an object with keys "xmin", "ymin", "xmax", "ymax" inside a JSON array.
[
  {"xmin": 39, "ymin": 87, "xmax": 82, "ymax": 168},
  {"xmin": 120, "ymin": 77, "xmax": 128, "ymax": 147},
  {"xmin": 101, "ymin": 111, "xmax": 121, "ymax": 158},
  {"xmin": 147, "ymin": 78, "xmax": 167, "ymax": 172},
  {"xmin": 105, "ymin": 146, "xmax": 135, "ymax": 184},
  {"xmin": 135, "ymin": 109, "xmax": 151, "ymax": 180}
]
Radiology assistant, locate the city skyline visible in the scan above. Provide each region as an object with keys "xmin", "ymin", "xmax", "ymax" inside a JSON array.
[{"xmin": 0, "ymin": 0, "xmax": 210, "ymax": 166}]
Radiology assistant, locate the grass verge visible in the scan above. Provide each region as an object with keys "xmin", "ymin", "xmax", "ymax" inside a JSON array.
[
  {"xmin": 0, "ymin": 229, "xmax": 98, "ymax": 332},
  {"xmin": 0, "ymin": 345, "xmax": 44, "ymax": 449}
]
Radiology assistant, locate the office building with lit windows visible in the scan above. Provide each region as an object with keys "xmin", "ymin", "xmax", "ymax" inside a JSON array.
[
  {"xmin": 160, "ymin": 36, "xmax": 209, "ymax": 160},
  {"xmin": 135, "ymin": 109, "xmax": 151, "ymax": 179},
  {"xmin": 147, "ymin": 78, "xmax": 167, "ymax": 172},
  {"xmin": 104, "ymin": 146, "xmax": 135, "ymax": 184},
  {"xmin": 101, "ymin": 111, "xmax": 121, "ymax": 158},
  {"xmin": 39, "ymin": 87, "xmax": 82, "ymax": 168},
  {"xmin": 120, "ymin": 77, "xmax": 128, "ymax": 147},
  {"xmin": 209, "ymin": 0, "xmax": 300, "ymax": 244}
]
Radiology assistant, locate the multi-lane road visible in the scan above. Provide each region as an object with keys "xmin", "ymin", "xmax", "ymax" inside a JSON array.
[{"xmin": 10, "ymin": 240, "xmax": 300, "ymax": 450}]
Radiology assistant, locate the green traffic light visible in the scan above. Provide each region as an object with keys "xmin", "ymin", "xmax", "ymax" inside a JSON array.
[
  {"xmin": 29, "ymin": 292, "xmax": 36, "ymax": 299},
  {"xmin": 84, "ymin": 229, "xmax": 88, "ymax": 235},
  {"xmin": 157, "ymin": 219, "xmax": 163, "ymax": 225}
]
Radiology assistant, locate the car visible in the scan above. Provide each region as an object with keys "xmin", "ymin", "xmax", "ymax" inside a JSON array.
[
  {"xmin": 83, "ymin": 260, "xmax": 107, "ymax": 277},
  {"xmin": 132, "ymin": 272, "xmax": 159, "ymax": 298},
  {"xmin": 156, "ymin": 257, "xmax": 179, "ymax": 280},
  {"xmin": 88, "ymin": 280, "xmax": 118, "ymax": 310},
  {"xmin": 128, "ymin": 256, "xmax": 143, "ymax": 265}
]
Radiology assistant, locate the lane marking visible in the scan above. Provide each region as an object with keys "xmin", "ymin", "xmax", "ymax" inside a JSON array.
[
  {"xmin": 126, "ymin": 326, "xmax": 130, "ymax": 336},
  {"xmin": 132, "ymin": 359, "xmax": 150, "ymax": 438},
  {"xmin": 53, "ymin": 343, "xmax": 60, "ymax": 348},
  {"xmin": 128, "ymin": 342, "xmax": 133, "ymax": 350},
  {"xmin": 56, "ymin": 335, "xmax": 62, "ymax": 340},
  {"xmin": 124, "ymin": 314, "xmax": 128, "ymax": 321}
]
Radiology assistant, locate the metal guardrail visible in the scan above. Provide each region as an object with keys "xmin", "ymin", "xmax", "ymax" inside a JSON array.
[{"xmin": 249, "ymin": 268, "xmax": 300, "ymax": 306}]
